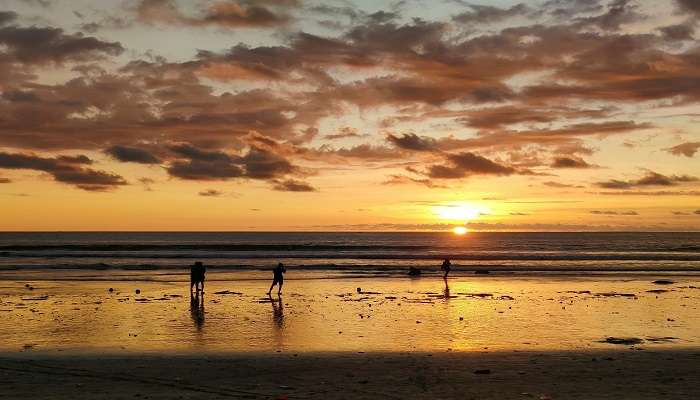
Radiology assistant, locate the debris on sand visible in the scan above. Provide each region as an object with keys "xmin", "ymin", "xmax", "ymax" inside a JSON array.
[
  {"xmin": 652, "ymin": 280, "xmax": 674, "ymax": 285},
  {"xmin": 21, "ymin": 295, "xmax": 49, "ymax": 301},
  {"xmin": 646, "ymin": 289, "xmax": 670, "ymax": 294},
  {"xmin": 499, "ymin": 295, "xmax": 515, "ymax": 300},
  {"xmin": 213, "ymin": 290, "xmax": 243, "ymax": 295},
  {"xmin": 108, "ymin": 288, "xmax": 114, "ymax": 293},
  {"xmin": 563, "ymin": 290, "xmax": 592, "ymax": 295},
  {"xmin": 645, "ymin": 336, "xmax": 678, "ymax": 343},
  {"xmin": 594, "ymin": 292, "xmax": 636, "ymax": 298},
  {"xmin": 135, "ymin": 289, "xmax": 141, "ymax": 294},
  {"xmin": 459, "ymin": 293, "xmax": 493, "ymax": 298},
  {"xmin": 601, "ymin": 337, "xmax": 644, "ymax": 345}
]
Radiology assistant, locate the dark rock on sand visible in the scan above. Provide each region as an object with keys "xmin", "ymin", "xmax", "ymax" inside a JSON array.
[
  {"xmin": 213, "ymin": 290, "xmax": 242, "ymax": 295},
  {"xmin": 653, "ymin": 280, "xmax": 674, "ymax": 285},
  {"xmin": 602, "ymin": 337, "xmax": 644, "ymax": 345},
  {"xmin": 647, "ymin": 289, "xmax": 669, "ymax": 294},
  {"xmin": 135, "ymin": 289, "xmax": 141, "ymax": 294}
]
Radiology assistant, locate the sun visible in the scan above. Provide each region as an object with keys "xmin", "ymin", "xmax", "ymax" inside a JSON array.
[{"xmin": 452, "ymin": 226, "xmax": 468, "ymax": 235}]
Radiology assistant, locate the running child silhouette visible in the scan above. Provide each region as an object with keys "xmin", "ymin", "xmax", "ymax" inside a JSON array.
[{"xmin": 267, "ymin": 262, "xmax": 286, "ymax": 295}]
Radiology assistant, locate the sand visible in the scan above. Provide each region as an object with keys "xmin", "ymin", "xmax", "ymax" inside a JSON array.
[
  {"xmin": 1, "ymin": 272, "xmax": 699, "ymax": 398},
  {"xmin": 1, "ymin": 350, "xmax": 699, "ymax": 399}
]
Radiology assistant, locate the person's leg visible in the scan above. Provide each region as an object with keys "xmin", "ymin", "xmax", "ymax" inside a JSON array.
[
  {"xmin": 278, "ymin": 279, "xmax": 283, "ymax": 294},
  {"xmin": 267, "ymin": 280, "xmax": 275, "ymax": 295}
]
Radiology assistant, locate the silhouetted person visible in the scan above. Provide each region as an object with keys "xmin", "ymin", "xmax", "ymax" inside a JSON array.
[
  {"xmin": 267, "ymin": 262, "xmax": 286, "ymax": 295},
  {"xmin": 441, "ymin": 259, "xmax": 451, "ymax": 279},
  {"xmin": 190, "ymin": 261, "xmax": 206, "ymax": 294},
  {"xmin": 443, "ymin": 278, "xmax": 451, "ymax": 299},
  {"xmin": 190, "ymin": 291, "xmax": 205, "ymax": 330}
]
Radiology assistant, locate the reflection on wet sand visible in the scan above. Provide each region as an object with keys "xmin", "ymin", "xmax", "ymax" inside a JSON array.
[
  {"xmin": 270, "ymin": 294, "xmax": 284, "ymax": 329},
  {"xmin": 1, "ymin": 274, "xmax": 699, "ymax": 353},
  {"xmin": 190, "ymin": 292, "xmax": 205, "ymax": 331}
]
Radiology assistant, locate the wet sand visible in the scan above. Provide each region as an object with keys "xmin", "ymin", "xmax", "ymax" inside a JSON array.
[
  {"xmin": 2, "ymin": 350, "xmax": 699, "ymax": 399},
  {"xmin": 1, "ymin": 272, "xmax": 699, "ymax": 398}
]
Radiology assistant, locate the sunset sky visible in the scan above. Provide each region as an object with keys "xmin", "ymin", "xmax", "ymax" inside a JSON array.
[{"xmin": 0, "ymin": 0, "xmax": 698, "ymax": 231}]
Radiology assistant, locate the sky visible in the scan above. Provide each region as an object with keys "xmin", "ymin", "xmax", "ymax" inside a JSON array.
[{"xmin": 0, "ymin": 0, "xmax": 698, "ymax": 231}]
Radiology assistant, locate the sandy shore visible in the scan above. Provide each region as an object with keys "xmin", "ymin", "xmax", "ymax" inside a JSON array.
[
  {"xmin": 1, "ymin": 273, "xmax": 699, "ymax": 398},
  {"xmin": 1, "ymin": 274, "xmax": 699, "ymax": 353},
  {"xmin": 1, "ymin": 350, "xmax": 699, "ymax": 399}
]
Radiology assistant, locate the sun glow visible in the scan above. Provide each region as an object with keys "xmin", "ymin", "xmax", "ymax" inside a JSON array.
[
  {"xmin": 452, "ymin": 226, "xmax": 468, "ymax": 235},
  {"xmin": 435, "ymin": 203, "xmax": 489, "ymax": 221}
]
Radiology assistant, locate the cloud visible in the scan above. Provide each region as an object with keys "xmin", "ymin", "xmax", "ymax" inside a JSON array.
[
  {"xmin": 574, "ymin": 0, "xmax": 644, "ymax": 31},
  {"xmin": 271, "ymin": 179, "xmax": 316, "ymax": 192},
  {"xmin": 165, "ymin": 143, "xmax": 298, "ymax": 182},
  {"xmin": 386, "ymin": 133, "xmax": 437, "ymax": 152},
  {"xmin": 136, "ymin": 0, "xmax": 294, "ymax": 29},
  {"xmin": 665, "ymin": 142, "xmax": 700, "ymax": 157},
  {"xmin": 0, "ymin": 152, "xmax": 126, "ymax": 191},
  {"xmin": 426, "ymin": 152, "xmax": 518, "ymax": 179},
  {"xmin": 590, "ymin": 210, "xmax": 639, "ymax": 215},
  {"xmin": 453, "ymin": 3, "xmax": 531, "ymax": 25},
  {"xmin": 597, "ymin": 190, "xmax": 700, "ymax": 196},
  {"xmin": 198, "ymin": 189, "xmax": 224, "ymax": 197},
  {"xmin": 676, "ymin": 0, "xmax": 700, "ymax": 15},
  {"xmin": 550, "ymin": 156, "xmax": 593, "ymax": 168},
  {"xmin": 382, "ymin": 174, "xmax": 447, "ymax": 189},
  {"xmin": 324, "ymin": 127, "xmax": 367, "ymax": 140},
  {"xmin": 543, "ymin": 181, "xmax": 583, "ymax": 188},
  {"xmin": 0, "ymin": 24, "xmax": 123, "ymax": 64},
  {"xmin": 0, "ymin": 11, "xmax": 18, "ymax": 25},
  {"xmin": 105, "ymin": 145, "xmax": 161, "ymax": 164},
  {"xmin": 596, "ymin": 171, "xmax": 699, "ymax": 189}
]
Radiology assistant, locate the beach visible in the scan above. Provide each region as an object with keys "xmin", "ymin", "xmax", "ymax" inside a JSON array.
[
  {"xmin": 1, "ymin": 232, "xmax": 699, "ymax": 398},
  {"xmin": 1, "ymin": 271, "xmax": 699, "ymax": 398}
]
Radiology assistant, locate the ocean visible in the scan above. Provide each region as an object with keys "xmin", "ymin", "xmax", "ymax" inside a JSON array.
[{"xmin": 1, "ymin": 231, "xmax": 699, "ymax": 274}]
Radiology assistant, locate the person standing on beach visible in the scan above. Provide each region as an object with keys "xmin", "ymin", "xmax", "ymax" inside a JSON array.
[
  {"xmin": 441, "ymin": 258, "xmax": 451, "ymax": 279},
  {"xmin": 190, "ymin": 261, "xmax": 206, "ymax": 294},
  {"xmin": 267, "ymin": 262, "xmax": 286, "ymax": 295}
]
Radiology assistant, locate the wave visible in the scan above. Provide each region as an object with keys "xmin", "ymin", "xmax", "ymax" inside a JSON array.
[
  {"xmin": 2, "ymin": 252, "xmax": 700, "ymax": 261},
  {"xmin": 2, "ymin": 262, "xmax": 700, "ymax": 273}
]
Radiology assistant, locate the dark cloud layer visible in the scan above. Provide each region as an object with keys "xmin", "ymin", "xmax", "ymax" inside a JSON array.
[
  {"xmin": 426, "ymin": 152, "xmax": 518, "ymax": 179},
  {"xmin": 105, "ymin": 145, "xmax": 161, "ymax": 164},
  {"xmin": 136, "ymin": 0, "xmax": 295, "ymax": 29},
  {"xmin": 164, "ymin": 143, "xmax": 298, "ymax": 182},
  {"xmin": 0, "ymin": 0, "xmax": 697, "ymax": 197},
  {"xmin": 0, "ymin": 152, "xmax": 126, "ymax": 191},
  {"xmin": 551, "ymin": 156, "xmax": 592, "ymax": 168},
  {"xmin": 597, "ymin": 171, "xmax": 699, "ymax": 189}
]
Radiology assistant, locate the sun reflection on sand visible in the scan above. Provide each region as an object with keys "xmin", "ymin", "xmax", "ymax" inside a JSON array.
[{"xmin": 2, "ymin": 274, "xmax": 699, "ymax": 353}]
